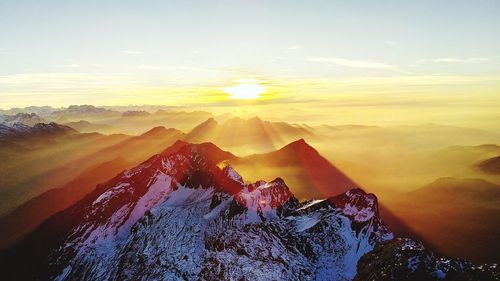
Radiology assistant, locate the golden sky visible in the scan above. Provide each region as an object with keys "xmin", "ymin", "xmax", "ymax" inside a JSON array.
[{"xmin": 1, "ymin": 1, "xmax": 499, "ymax": 129}]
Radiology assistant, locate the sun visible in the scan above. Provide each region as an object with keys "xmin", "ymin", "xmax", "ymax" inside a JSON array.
[{"xmin": 223, "ymin": 81, "xmax": 266, "ymax": 100}]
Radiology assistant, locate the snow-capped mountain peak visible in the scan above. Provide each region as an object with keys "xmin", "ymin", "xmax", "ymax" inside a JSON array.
[
  {"xmin": 236, "ymin": 177, "xmax": 294, "ymax": 211},
  {"xmin": 0, "ymin": 121, "xmax": 75, "ymax": 138},
  {"xmin": 11, "ymin": 141, "xmax": 389, "ymax": 281},
  {"xmin": 4, "ymin": 141, "xmax": 493, "ymax": 281},
  {"xmin": 329, "ymin": 188, "xmax": 379, "ymax": 223},
  {"xmin": 222, "ymin": 165, "xmax": 244, "ymax": 184},
  {"xmin": 0, "ymin": 112, "xmax": 45, "ymax": 126}
]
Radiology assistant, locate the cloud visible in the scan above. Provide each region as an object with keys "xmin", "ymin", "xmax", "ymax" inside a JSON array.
[
  {"xmin": 418, "ymin": 57, "xmax": 492, "ymax": 63},
  {"xmin": 383, "ymin": 40, "xmax": 396, "ymax": 46},
  {"xmin": 288, "ymin": 45, "xmax": 303, "ymax": 50},
  {"xmin": 122, "ymin": 50, "xmax": 144, "ymax": 55},
  {"xmin": 307, "ymin": 57, "xmax": 400, "ymax": 71}
]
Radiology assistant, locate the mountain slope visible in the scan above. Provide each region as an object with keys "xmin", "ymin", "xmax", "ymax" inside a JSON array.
[
  {"xmin": 386, "ymin": 177, "xmax": 500, "ymax": 263},
  {"xmin": 105, "ymin": 110, "xmax": 214, "ymax": 135},
  {"xmin": 0, "ymin": 113, "xmax": 46, "ymax": 126},
  {"xmin": 355, "ymin": 238, "xmax": 499, "ymax": 281},
  {"xmin": 0, "ymin": 141, "xmax": 392, "ymax": 281},
  {"xmin": 478, "ymin": 155, "xmax": 500, "ymax": 174},
  {"xmin": 0, "ymin": 122, "xmax": 76, "ymax": 139},
  {"xmin": 232, "ymin": 139, "xmax": 357, "ymax": 199},
  {"xmin": 0, "ymin": 127, "xmax": 185, "ymax": 248},
  {"xmin": 0, "ymin": 157, "xmax": 131, "ymax": 249},
  {"xmin": 64, "ymin": 120, "xmax": 116, "ymax": 134}
]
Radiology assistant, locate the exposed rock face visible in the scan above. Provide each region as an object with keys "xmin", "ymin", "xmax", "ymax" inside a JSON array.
[
  {"xmin": 0, "ymin": 122, "xmax": 76, "ymax": 138},
  {"xmin": 1, "ymin": 141, "xmax": 392, "ymax": 281},
  {"xmin": 2, "ymin": 141, "xmax": 496, "ymax": 281},
  {"xmin": 0, "ymin": 112, "xmax": 46, "ymax": 126},
  {"xmin": 355, "ymin": 238, "xmax": 499, "ymax": 281}
]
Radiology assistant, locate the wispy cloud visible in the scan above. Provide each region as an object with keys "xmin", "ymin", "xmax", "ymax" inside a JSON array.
[
  {"xmin": 383, "ymin": 40, "xmax": 396, "ymax": 46},
  {"xmin": 288, "ymin": 45, "xmax": 303, "ymax": 50},
  {"xmin": 419, "ymin": 57, "xmax": 492, "ymax": 63},
  {"xmin": 122, "ymin": 50, "xmax": 144, "ymax": 55},
  {"xmin": 307, "ymin": 57, "xmax": 400, "ymax": 71}
]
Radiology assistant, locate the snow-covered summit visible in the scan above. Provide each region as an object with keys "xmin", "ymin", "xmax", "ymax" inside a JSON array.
[
  {"xmin": 0, "ymin": 121, "xmax": 75, "ymax": 138},
  {"xmin": 0, "ymin": 141, "xmax": 393, "ymax": 280},
  {"xmin": 0, "ymin": 112, "xmax": 45, "ymax": 126},
  {"xmin": 2, "ymin": 140, "xmax": 496, "ymax": 280},
  {"xmin": 355, "ymin": 238, "xmax": 499, "ymax": 281}
]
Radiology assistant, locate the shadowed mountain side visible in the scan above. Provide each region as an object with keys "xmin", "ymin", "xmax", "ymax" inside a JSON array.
[
  {"xmin": 56, "ymin": 127, "xmax": 186, "ymax": 176},
  {"xmin": 0, "ymin": 132, "xmax": 131, "ymax": 214},
  {"xmin": 0, "ymin": 138, "xmax": 414, "ymax": 259},
  {"xmin": 96, "ymin": 126, "xmax": 187, "ymax": 164},
  {"xmin": 160, "ymin": 139, "xmax": 237, "ymax": 163},
  {"xmin": 0, "ymin": 141, "xmax": 394, "ymax": 281},
  {"xmin": 231, "ymin": 139, "xmax": 355, "ymax": 200},
  {"xmin": 0, "ymin": 157, "xmax": 131, "ymax": 249},
  {"xmin": 185, "ymin": 117, "xmax": 315, "ymax": 154},
  {"xmin": 385, "ymin": 177, "xmax": 500, "ymax": 264},
  {"xmin": 230, "ymin": 139, "xmax": 418, "ymax": 249},
  {"xmin": 64, "ymin": 120, "xmax": 116, "ymax": 134},
  {"xmin": 0, "ymin": 127, "xmax": 187, "ymax": 248},
  {"xmin": 478, "ymin": 156, "xmax": 500, "ymax": 174},
  {"xmin": 377, "ymin": 205, "xmax": 431, "ymax": 248}
]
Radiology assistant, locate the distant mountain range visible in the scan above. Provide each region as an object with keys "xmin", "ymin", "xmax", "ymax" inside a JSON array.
[
  {"xmin": 0, "ymin": 113, "xmax": 46, "ymax": 126},
  {"xmin": 2, "ymin": 141, "xmax": 497, "ymax": 281},
  {"xmin": 0, "ymin": 122, "xmax": 76, "ymax": 139},
  {"xmin": 185, "ymin": 116, "xmax": 315, "ymax": 153}
]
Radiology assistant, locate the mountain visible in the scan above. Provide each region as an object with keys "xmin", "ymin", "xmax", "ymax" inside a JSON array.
[
  {"xmin": 94, "ymin": 126, "xmax": 187, "ymax": 164},
  {"xmin": 430, "ymin": 144, "xmax": 500, "ymax": 175},
  {"xmin": 0, "ymin": 127, "xmax": 184, "ymax": 247},
  {"xmin": 53, "ymin": 104, "xmax": 114, "ymax": 115},
  {"xmin": 2, "ymin": 141, "xmax": 497, "ymax": 280},
  {"xmin": 0, "ymin": 106, "xmax": 57, "ymax": 117},
  {"xmin": 0, "ymin": 123, "xmax": 31, "ymax": 138},
  {"xmin": 478, "ymin": 156, "xmax": 500, "ymax": 174},
  {"xmin": 185, "ymin": 116, "xmax": 315, "ymax": 153},
  {"xmin": 410, "ymin": 177, "xmax": 500, "ymax": 206},
  {"xmin": 233, "ymin": 139, "xmax": 421, "ymax": 250},
  {"xmin": 121, "ymin": 110, "xmax": 151, "ymax": 117},
  {"xmin": 49, "ymin": 105, "xmax": 120, "ymax": 123},
  {"xmin": 64, "ymin": 120, "xmax": 116, "ymax": 133},
  {"xmin": 232, "ymin": 139, "xmax": 356, "ymax": 199},
  {"xmin": 0, "ymin": 113, "xmax": 46, "ymax": 126},
  {"xmin": 0, "ymin": 137, "xmax": 398, "ymax": 253},
  {"xmin": 386, "ymin": 177, "xmax": 500, "ymax": 263},
  {"xmin": 355, "ymin": 238, "xmax": 499, "ymax": 281},
  {"xmin": 0, "ymin": 157, "xmax": 131, "ymax": 249},
  {"xmin": 0, "ymin": 130, "xmax": 130, "ymax": 215},
  {"xmin": 107, "ymin": 110, "xmax": 214, "ymax": 135},
  {"xmin": 0, "ymin": 141, "xmax": 393, "ymax": 281},
  {"xmin": 0, "ymin": 122, "xmax": 76, "ymax": 139}
]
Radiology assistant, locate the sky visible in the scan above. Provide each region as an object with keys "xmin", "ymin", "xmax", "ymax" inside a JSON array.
[{"xmin": 0, "ymin": 0, "xmax": 499, "ymax": 127}]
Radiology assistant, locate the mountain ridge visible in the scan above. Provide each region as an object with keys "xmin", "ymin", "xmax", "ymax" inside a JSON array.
[
  {"xmin": 0, "ymin": 141, "xmax": 391, "ymax": 280},
  {"xmin": 2, "ymin": 141, "xmax": 496, "ymax": 280}
]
